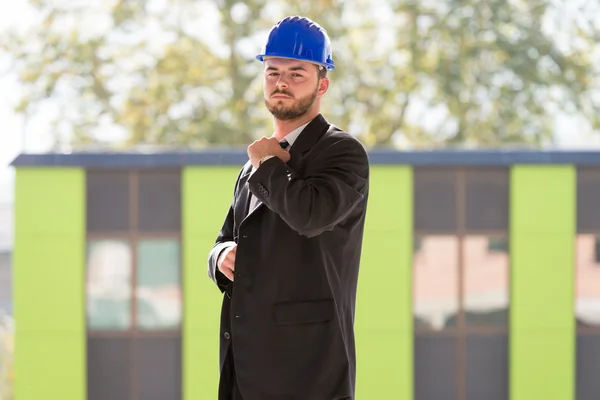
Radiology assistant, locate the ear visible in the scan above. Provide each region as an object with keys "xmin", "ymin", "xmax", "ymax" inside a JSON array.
[{"xmin": 318, "ymin": 76, "xmax": 329, "ymax": 96}]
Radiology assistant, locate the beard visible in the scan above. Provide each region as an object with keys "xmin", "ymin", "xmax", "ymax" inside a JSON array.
[{"xmin": 265, "ymin": 86, "xmax": 318, "ymax": 121}]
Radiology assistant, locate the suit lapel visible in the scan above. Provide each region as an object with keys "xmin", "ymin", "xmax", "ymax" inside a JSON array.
[
  {"xmin": 243, "ymin": 174, "xmax": 263, "ymax": 222},
  {"xmin": 234, "ymin": 164, "xmax": 253, "ymax": 228},
  {"xmin": 286, "ymin": 114, "xmax": 330, "ymax": 171}
]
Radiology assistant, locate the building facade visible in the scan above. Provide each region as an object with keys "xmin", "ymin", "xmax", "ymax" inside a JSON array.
[{"xmin": 10, "ymin": 150, "xmax": 600, "ymax": 400}]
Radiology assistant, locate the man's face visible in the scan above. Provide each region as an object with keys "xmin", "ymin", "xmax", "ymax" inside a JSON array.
[{"xmin": 263, "ymin": 58, "xmax": 326, "ymax": 120}]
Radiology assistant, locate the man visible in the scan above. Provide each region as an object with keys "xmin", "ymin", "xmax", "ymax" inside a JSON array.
[{"xmin": 207, "ymin": 15, "xmax": 370, "ymax": 400}]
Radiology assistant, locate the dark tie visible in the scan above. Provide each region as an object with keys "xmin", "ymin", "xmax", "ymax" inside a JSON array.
[{"xmin": 279, "ymin": 139, "xmax": 289, "ymax": 149}]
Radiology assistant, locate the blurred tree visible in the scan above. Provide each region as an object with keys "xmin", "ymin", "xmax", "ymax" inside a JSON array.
[
  {"xmin": 1, "ymin": 0, "xmax": 599, "ymax": 148},
  {"xmin": 1, "ymin": 0, "xmax": 277, "ymax": 148},
  {"xmin": 378, "ymin": 0, "xmax": 600, "ymax": 146}
]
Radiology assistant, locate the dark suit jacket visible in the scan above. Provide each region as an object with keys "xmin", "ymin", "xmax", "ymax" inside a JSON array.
[{"xmin": 208, "ymin": 114, "xmax": 370, "ymax": 400}]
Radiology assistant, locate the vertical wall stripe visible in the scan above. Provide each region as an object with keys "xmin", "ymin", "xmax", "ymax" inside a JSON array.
[
  {"xmin": 13, "ymin": 167, "xmax": 86, "ymax": 400},
  {"xmin": 355, "ymin": 166, "xmax": 413, "ymax": 399},
  {"xmin": 510, "ymin": 165, "xmax": 575, "ymax": 400},
  {"xmin": 182, "ymin": 166, "xmax": 241, "ymax": 400}
]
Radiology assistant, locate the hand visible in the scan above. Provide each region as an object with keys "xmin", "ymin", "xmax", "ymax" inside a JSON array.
[
  {"xmin": 248, "ymin": 137, "xmax": 291, "ymax": 168},
  {"xmin": 217, "ymin": 245, "xmax": 237, "ymax": 281}
]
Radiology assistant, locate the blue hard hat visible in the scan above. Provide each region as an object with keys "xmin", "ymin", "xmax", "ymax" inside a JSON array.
[{"xmin": 256, "ymin": 16, "xmax": 335, "ymax": 71}]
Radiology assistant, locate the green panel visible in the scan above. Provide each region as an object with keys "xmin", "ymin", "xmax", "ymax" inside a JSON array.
[
  {"xmin": 182, "ymin": 166, "xmax": 241, "ymax": 400},
  {"xmin": 510, "ymin": 165, "xmax": 575, "ymax": 400},
  {"xmin": 15, "ymin": 333, "xmax": 85, "ymax": 400},
  {"xmin": 13, "ymin": 168, "xmax": 85, "ymax": 400},
  {"xmin": 355, "ymin": 166, "xmax": 413, "ymax": 399},
  {"xmin": 14, "ymin": 238, "xmax": 85, "ymax": 332}
]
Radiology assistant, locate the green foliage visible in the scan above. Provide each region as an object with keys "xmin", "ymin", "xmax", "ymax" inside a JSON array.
[{"xmin": 2, "ymin": 0, "xmax": 599, "ymax": 148}]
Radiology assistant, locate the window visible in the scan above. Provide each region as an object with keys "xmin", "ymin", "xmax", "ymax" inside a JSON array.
[
  {"xmin": 136, "ymin": 239, "xmax": 181, "ymax": 330},
  {"xmin": 86, "ymin": 170, "xmax": 182, "ymax": 400},
  {"xmin": 575, "ymin": 235, "xmax": 600, "ymax": 328},
  {"xmin": 463, "ymin": 235, "xmax": 509, "ymax": 328},
  {"xmin": 413, "ymin": 168, "xmax": 509, "ymax": 400},
  {"xmin": 86, "ymin": 239, "xmax": 132, "ymax": 330},
  {"xmin": 413, "ymin": 235, "xmax": 459, "ymax": 330},
  {"xmin": 576, "ymin": 167, "xmax": 600, "ymax": 400}
]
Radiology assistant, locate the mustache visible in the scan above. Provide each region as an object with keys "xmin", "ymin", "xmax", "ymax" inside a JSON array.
[{"xmin": 271, "ymin": 89, "xmax": 293, "ymax": 98}]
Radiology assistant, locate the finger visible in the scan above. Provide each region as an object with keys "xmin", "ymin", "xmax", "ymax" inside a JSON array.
[
  {"xmin": 223, "ymin": 268, "xmax": 234, "ymax": 281},
  {"xmin": 220, "ymin": 260, "xmax": 234, "ymax": 275},
  {"xmin": 226, "ymin": 251, "xmax": 236, "ymax": 263}
]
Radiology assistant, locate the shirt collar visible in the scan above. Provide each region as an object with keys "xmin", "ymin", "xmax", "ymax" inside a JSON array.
[{"xmin": 280, "ymin": 121, "xmax": 310, "ymax": 148}]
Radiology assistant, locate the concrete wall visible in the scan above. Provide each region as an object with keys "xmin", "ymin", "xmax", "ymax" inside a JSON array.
[
  {"xmin": 0, "ymin": 252, "xmax": 11, "ymax": 315},
  {"xmin": 0, "ymin": 202, "xmax": 13, "ymax": 316}
]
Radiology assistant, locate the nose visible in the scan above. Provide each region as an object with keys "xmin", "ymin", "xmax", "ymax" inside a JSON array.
[{"xmin": 276, "ymin": 75, "xmax": 289, "ymax": 89}]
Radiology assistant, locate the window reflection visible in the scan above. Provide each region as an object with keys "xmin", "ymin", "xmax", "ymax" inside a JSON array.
[
  {"xmin": 463, "ymin": 236, "xmax": 509, "ymax": 327},
  {"xmin": 86, "ymin": 240, "xmax": 132, "ymax": 330},
  {"xmin": 413, "ymin": 235, "xmax": 459, "ymax": 330},
  {"xmin": 576, "ymin": 234, "xmax": 600, "ymax": 327},
  {"xmin": 136, "ymin": 239, "xmax": 182, "ymax": 330}
]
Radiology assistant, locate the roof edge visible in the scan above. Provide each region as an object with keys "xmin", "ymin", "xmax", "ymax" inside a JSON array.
[{"xmin": 9, "ymin": 149, "xmax": 600, "ymax": 168}]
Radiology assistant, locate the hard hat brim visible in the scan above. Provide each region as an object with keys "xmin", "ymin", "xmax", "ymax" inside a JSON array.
[{"xmin": 256, "ymin": 54, "xmax": 335, "ymax": 71}]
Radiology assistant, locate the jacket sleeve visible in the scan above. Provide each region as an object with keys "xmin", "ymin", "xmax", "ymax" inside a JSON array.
[
  {"xmin": 247, "ymin": 137, "xmax": 369, "ymax": 238},
  {"xmin": 207, "ymin": 169, "xmax": 243, "ymax": 292}
]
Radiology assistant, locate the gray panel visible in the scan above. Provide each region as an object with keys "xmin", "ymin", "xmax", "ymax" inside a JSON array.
[
  {"xmin": 577, "ymin": 333, "xmax": 600, "ymax": 400},
  {"xmin": 0, "ymin": 252, "xmax": 11, "ymax": 315},
  {"xmin": 136, "ymin": 336, "xmax": 182, "ymax": 400},
  {"xmin": 86, "ymin": 171, "xmax": 130, "ymax": 232},
  {"xmin": 414, "ymin": 169, "xmax": 457, "ymax": 232},
  {"xmin": 137, "ymin": 170, "xmax": 181, "ymax": 232},
  {"xmin": 87, "ymin": 337, "xmax": 131, "ymax": 400},
  {"xmin": 414, "ymin": 335, "xmax": 458, "ymax": 400},
  {"xmin": 465, "ymin": 169, "xmax": 509, "ymax": 231},
  {"xmin": 577, "ymin": 168, "xmax": 600, "ymax": 232},
  {"xmin": 466, "ymin": 334, "xmax": 509, "ymax": 400}
]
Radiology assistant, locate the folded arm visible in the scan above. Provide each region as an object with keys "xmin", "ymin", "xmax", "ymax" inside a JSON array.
[{"xmin": 247, "ymin": 138, "xmax": 369, "ymax": 238}]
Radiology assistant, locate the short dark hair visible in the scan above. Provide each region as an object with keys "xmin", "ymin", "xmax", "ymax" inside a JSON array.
[{"xmin": 317, "ymin": 66, "xmax": 327, "ymax": 79}]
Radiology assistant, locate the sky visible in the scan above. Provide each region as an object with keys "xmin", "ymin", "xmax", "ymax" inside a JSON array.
[
  {"xmin": 1, "ymin": 0, "xmax": 600, "ymax": 207},
  {"xmin": 0, "ymin": 1, "xmax": 34, "ymax": 205}
]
